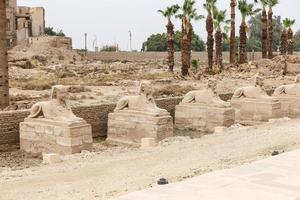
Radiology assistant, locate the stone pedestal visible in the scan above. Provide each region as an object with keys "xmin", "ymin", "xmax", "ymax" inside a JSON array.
[
  {"xmin": 107, "ymin": 110, "xmax": 173, "ymax": 146},
  {"xmin": 175, "ymin": 103, "xmax": 235, "ymax": 132},
  {"xmin": 231, "ymin": 98, "xmax": 282, "ymax": 125},
  {"xmin": 276, "ymin": 96, "xmax": 300, "ymax": 118},
  {"xmin": 20, "ymin": 118, "xmax": 93, "ymax": 156}
]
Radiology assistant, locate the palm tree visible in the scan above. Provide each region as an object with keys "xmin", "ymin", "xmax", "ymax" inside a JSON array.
[
  {"xmin": 238, "ymin": 0, "xmax": 260, "ymax": 64},
  {"xmin": 284, "ymin": 18, "xmax": 296, "ymax": 55},
  {"xmin": 204, "ymin": 0, "xmax": 217, "ymax": 72},
  {"xmin": 0, "ymin": 0, "xmax": 9, "ymax": 109},
  {"xmin": 266, "ymin": 0, "xmax": 279, "ymax": 59},
  {"xmin": 213, "ymin": 9, "xmax": 230, "ymax": 71},
  {"xmin": 254, "ymin": 0, "xmax": 269, "ymax": 58},
  {"xmin": 158, "ymin": 5, "xmax": 180, "ymax": 72},
  {"xmin": 280, "ymin": 18, "xmax": 295, "ymax": 55},
  {"xmin": 177, "ymin": 0, "xmax": 204, "ymax": 76},
  {"xmin": 230, "ymin": 0, "xmax": 236, "ymax": 64}
]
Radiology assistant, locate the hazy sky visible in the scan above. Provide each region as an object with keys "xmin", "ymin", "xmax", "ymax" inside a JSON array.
[{"xmin": 19, "ymin": 0, "xmax": 300, "ymax": 51}]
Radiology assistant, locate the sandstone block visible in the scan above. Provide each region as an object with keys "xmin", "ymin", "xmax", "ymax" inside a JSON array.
[
  {"xmin": 214, "ymin": 126, "xmax": 227, "ymax": 134},
  {"xmin": 107, "ymin": 110, "xmax": 173, "ymax": 146},
  {"xmin": 276, "ymin": 96, "xmax": 300, "ymax": 118},
  {"xmin": 175, "ymin": 104, "xmax": 235, "ymax": 133},
  {"xmin": 141, "ymin": 138, "xmax": 157, "ymax": 149},
  {"xmin": 43, "ymin": 153, "xmax": 62, "ymax": 164},
  {"xmin": 231, "ymin": 98, "xmax": 282, "ymax": 125},
  {"xmin": 20, "ymin": 118, "xmax": 93, "ymax": 155}
]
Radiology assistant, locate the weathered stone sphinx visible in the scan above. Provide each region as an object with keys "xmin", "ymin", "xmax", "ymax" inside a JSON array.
[
  {"xmin": 107, "ymin": 81, "xmax": 173, "ymax": 145},
  {"xmin": 231, "ymin": 76, "xmax": 281, "ymax": 124},
  {"xmin": 175, "ymin": 79, "xmax": 235, "ymax": 132},
  {"xmin": 20, "ymin": 85, "xmax": 93, "ymax": 156},
  {"xmin": 273, "ymin": 75, "xmax": 300, "ymax": 118}
]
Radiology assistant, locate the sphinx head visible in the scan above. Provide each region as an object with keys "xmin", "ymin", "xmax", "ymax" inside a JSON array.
[
  {"xmin": 207, "ymin": 78, "xmax": 217, "ymax": 91},
  {"xmin": 51, "ymin": 85, "xmax": 69, "ymax": 103},
  {"xmin": 139, "ymin": 81, "xmax": 154, "ymax": 97},
  {"xmin": 295, "ymin": 75, "xmax": 300, "ymax": 83},
  {"xmin": 254, "ymin": 75, "xmax": 264, "ymax": 87}
]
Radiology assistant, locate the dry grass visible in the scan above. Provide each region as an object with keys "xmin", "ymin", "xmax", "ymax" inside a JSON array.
[{"xmin": 153, "ymin": 84, "xmax": 195, "ymax": 98}]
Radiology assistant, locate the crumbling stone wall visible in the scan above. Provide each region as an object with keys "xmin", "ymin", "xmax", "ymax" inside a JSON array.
[{"xmin": 0, "ymin": 97, "xmax": 183, "ymax": 145}]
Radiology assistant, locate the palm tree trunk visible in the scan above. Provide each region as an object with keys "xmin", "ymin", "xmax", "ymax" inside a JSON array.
[
  {"xmin": 215, "ymin": 29, "xmax": 223, "ymax": 70},
  {"xmin": 230, "ymin": 0, "xmax": 236, "ymax": 64},
  {"xmin": 181, "ymin": 16, "xmax": 191, "ymax": 76},
  {"xmin": 267, "ymin": 7, "xmax": 273, "ymax": 59},
  {"xmin": 206, "ymin": 14, "xmax": 214, "ymax": 71},
  {"xmin": 0, "ymin": 1, "xmax": 9, "ymax": 109},
  {"xmin": 280, "ymin": 29, "xmax": 287, "ymax": 55},
  {"xmin": 261, "ymin": 7, "xmax": 268, "ymax": 58},
  {"xmin": 239, "ymin": 20, "xmax": 247, "ymax": 64},
  {"xmin": 166, "ymin": 20, "xmax": 175, "ymax": 72},
  {"xmin": 287, "ymin": 28, "xmax": 294, "ymax": 55}
]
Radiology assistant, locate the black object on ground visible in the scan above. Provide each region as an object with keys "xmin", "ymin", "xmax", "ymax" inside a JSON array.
[
  {"xmin": 272, "ymin": 151, "xmax": 279, "ymax": 156},
  {"xmin": 157, "ymin": 178, "xmax": 169, "ymax": 185}
]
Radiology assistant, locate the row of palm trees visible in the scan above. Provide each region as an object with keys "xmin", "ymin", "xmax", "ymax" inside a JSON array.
[{"xmin": 159, "ymin": 0, "xmax": 296, "ymax": 76}]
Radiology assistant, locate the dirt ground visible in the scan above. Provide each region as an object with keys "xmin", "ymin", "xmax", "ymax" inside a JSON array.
[{"xmin": 1, "ymin": 118, "xmax": 300, "ymax": 200}]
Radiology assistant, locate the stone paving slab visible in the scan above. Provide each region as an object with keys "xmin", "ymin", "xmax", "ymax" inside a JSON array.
[{"xmin": 113, "ymin": 150, "xmax": 300, "ymax": 200}]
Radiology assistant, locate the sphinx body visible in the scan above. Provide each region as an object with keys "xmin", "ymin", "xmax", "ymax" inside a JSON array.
[
  {"xmin": 115, "ymin": 81, "xmax": 168, "ymax": 116},
  {"xmin": 175, "ymin": 79, "xmax": 235, "ymax": 132},
  {"xmin": 231, "ymin": 75, "xmax": 281, "ymax": 124},
  {"xmin": 108, "ymin": 81, "xmax": 173, "ymax": 145},
  {"xmin": 274, "ymin": 75, "xmax": 300, "ymax": 96},
  {"xmin": 29, "ymin": 85, "xmax": 83, "ymax": 123},
  {"xmin": 20, "ymin": 85, "xmax": 92, "ymax": 155}
]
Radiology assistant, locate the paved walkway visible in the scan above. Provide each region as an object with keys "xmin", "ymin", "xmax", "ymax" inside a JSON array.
[{"xmin": 114, "ymin": 150, "xmax": 300, "ymax": 200}]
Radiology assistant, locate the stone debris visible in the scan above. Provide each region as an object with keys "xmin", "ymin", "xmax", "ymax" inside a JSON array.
[{"xmin": 43, "ymin": 153, "xmax": 62, "ymax": 164}]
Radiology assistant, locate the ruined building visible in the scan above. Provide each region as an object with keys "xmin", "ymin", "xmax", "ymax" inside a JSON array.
[{"xmin": 6, "ymin": 0, "xmax": 45, "ymax": 48}]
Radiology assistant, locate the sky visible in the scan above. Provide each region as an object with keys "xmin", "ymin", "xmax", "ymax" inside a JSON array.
[{"xmin": 18, "ymin": 0, "xmax": 300, "ymax": 51}]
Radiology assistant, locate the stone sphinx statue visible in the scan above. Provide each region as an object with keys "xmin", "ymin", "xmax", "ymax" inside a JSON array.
[
  {"xmin": 232, "ymin": 75, "xmax": 276, "ymax": 102},
  {"xmin": 273, "ymin": 75, "xmax": 300, "ymax": 96},
  {"xmin": 182, "ymin": 78, "xmax": 230, "ymax": 108},
  {"xmin": 114, "ymin": 81, "xmax": 168, "ymax": 116},
  {"xmin": 29, "ymin": 85, "xmax": 84, "ymax": 123}
]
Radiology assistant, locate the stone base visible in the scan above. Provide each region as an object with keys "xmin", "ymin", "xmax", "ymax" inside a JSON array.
[
  {"xmin": 276, "ymin": 96, "xmax": 300, "ymax": 118},
  {"xmin": 175, "ymin": 103, "xmax": 235, "ymax": 132},
  {"xmin": 20, "ymin": 118, "xmax": 93, "ymax": 156},
  {"xmin": 107, "ymin": 110, "xmax": 173, "ymax": 146},
  {"xmin": 231, "ymin": 98, "xmax": 282, "ymax": 125}
]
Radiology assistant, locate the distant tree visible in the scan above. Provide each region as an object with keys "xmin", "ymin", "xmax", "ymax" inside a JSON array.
[
  {"xmin": 143, "ymin": 31, "xmax": 205, "ymax": 52},
  {"xmin": 45, "ymin": 27, "xmax": 66, "ymax": 37},
  {"xmin": 158, "ymin": 4, "xmax": 180, "ymax": 72},
  {"xmin": 100, "ymin": 45, "xmax": 118, "ymax": 52}
]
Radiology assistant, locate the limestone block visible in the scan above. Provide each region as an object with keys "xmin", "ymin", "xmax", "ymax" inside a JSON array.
[
  {"xmin": 231, "ymin": 98, "xmax": 282, "ymax": 125},
  {"xmin": 43, "ymin": 153, "xmax": 62, "ymax": 164},
  {"xmin": 141, "ymin": 138, "xmax": 157, "ymax": 149},
  {"xmin": 107, "ymin": 110, "xmax": 173, "ymax": 146},
  {"xmin": 276, "ymin": 96, "xmax": 300, "ymax": 118},
  {"xmin": 20, "ymin": 118, "xmax": 93, "ymax": 156},
  {"xmin": 214, "ymin": 126, "xmax": 227, "ymax": 134},
  {"xmin": 175, "ymin": 103, "xmax": 235, "ymax": 132}
]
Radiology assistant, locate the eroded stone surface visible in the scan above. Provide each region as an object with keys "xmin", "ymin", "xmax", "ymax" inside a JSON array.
[
  {"xmin": 273, "ymin": 75, "xmax": 300, "ymax": 118},
  {"xmin": 231, "ymin": 75, "xmax": 282, "ymax": 124},
  {"xmin": 175, "ymin": 79, "xmax": 235, "ymax": 132},
  {"xmin": 107, "ymin": 81, "xmax": 173, "ymax": 145},
  {"xmin": 20, "ymin": 85, "xmax": 93, "ymax": 155}
]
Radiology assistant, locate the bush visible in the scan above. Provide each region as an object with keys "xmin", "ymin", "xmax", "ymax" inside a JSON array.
[{"xmin": 101, "ymin": 45, "xmax": 118, "ymax": 52}]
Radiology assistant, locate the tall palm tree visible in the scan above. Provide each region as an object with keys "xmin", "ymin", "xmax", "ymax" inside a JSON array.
[
  {"xmin": 266, "ymin": 0, "xmax": 279, "ymax": 59},
  {"xmin": 284, "ymin": 18, "xmax": 296, "ymax": 55},
  {"xmin": 230, "ymin": 0, "xmax": 236, "ymax": 64},
  {"xmin": 0, "ymin": 0, "xmax": 9, "ymax": 109},
  {"xmin": 238, "ymin": 0, "xmax": 260, "ymax": 64},
  {"xmin": 254, "ymin": 0, "xmax": 269, "ymax": 58},
  {"xmin": 177, "ymin": 0, "xmax": 203, "ymax": 76},
  {"xmin": 158, "ymin": 5, "xmax": 180, "ymax": 72},
  {"xmin": 213, "ymin": 9, "xmax": 230, "ymax": 71},
  {"xmin": 280, "ymin": 18, "xmax": 295, "ymax": 55},
  {"xmin": 204, "ymin": 0, "xmax": 217, "ymax": 72}
]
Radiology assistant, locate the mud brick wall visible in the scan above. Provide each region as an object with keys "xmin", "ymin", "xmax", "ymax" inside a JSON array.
[
  {"xmin": 0, "ymin": 97, "xmax": 184, "ymax": 145},
  {"xmin": 0, "ymin": 110, "xmax": 30, "ymax": 145}
]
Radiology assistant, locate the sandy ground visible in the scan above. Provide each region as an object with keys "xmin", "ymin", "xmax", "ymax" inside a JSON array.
[{"xmin": 1, "ymin": 118, "xmax": 300, "ymax": 200}]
